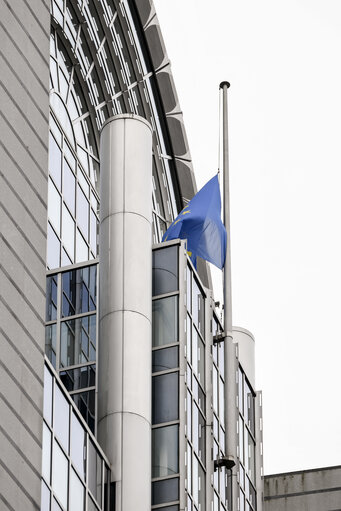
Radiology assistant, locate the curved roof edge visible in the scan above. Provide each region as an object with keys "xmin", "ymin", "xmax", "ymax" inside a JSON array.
[{"xmin": 132, "ymin": 0, "xmax": 211, "ymax": 288}]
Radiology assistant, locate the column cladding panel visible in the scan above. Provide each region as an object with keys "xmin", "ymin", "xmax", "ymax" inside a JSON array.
[
  {"xmin": 98, "ymin": 114, "xmax": 152, "ymax": 511},
  {"xmin": 0, "ymin": 1, "xmax": 50, "ymax": 510}
]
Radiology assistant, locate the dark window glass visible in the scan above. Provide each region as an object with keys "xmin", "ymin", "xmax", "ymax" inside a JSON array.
[
  {"xmin": 152, "ymin": 246, "xmax": 178, "ymax": 296},
  {"xmin": 152, "ymin": 296, "xmax": 178, "ymax": 347},
  {"xmin": 152, "ymin": 478, "xmax": 179, "ymax": 506},
  {"xmin": 60, "ymin": 364, "xmax": 96, "ymax": 391},
  {"xmin": 45, "ymin": 324, "xmax": 57, "ymax": 368},
  {"xmin": 152, "ymin": 347, "xmax": 178, "ymax": 373},
  {"xmin": 72, "ymin": 390, "xmax": 95, "ymax": 433},
  {"xmin": 152, "ymin": 372, "xmax": 178, "ymax": 424},
  {"xmin": 46, "ymin": 276, "xmax": 58, "ymax": 321},
  {"xmin": 152, "ymin": 425, "xmax": 179, "ymax": 478}
]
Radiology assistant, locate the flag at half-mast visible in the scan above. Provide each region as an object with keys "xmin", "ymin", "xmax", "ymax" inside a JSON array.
[{"xmin": 162, "ymin": 174, "xmax": 227, "ymax": 269}]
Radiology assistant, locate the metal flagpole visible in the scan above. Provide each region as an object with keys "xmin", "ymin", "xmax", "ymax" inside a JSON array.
[{"xmin": 220, "ymin": 81, "xmax": 238, "ymax": 511}]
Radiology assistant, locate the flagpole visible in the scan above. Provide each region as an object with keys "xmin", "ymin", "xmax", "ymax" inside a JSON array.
[{"xmin": 220, "ymin": 81, "xmax": 238, "ymax": 510}]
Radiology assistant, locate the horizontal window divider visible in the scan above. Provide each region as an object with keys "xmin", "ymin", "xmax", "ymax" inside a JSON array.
[
  {"xmin": 152, "ymin": 368, "xmax": 180, "ymax": 376},
  {"xmin": 151, "ymin": 420, "xmax": 180, "ymax": 430},
  {"xmin": 60, "ymin": 310, "xmax": 97, "ymax": 321},
  {"xmin": 68, "ymin": 386, "xmax": 96, "ymax": 395},
  {"xmin": 152, "ymin": 290, "xmax": 180, "ymax": 301},
  {"xmin": 59, "ymin": 361, "xmax": 96, "ymax": 371},
  {"xmin": 152, "ymin": 342, "xmax": 179, "ymax": 351}
]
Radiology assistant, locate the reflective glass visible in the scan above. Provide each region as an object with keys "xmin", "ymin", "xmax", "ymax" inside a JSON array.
[
  {"xmin": 49, "ymin": 132, "xmax": 62, "ymax": 190},
  {"xmin": 63, "ymin": 159, "xmax": 76, "ymax": 213},
  {"xmin": 187, "ymin": 443, "xmax": 192, "ymax": 494},
  {"xmin": 152, "ymin": 346, "xmax": 178, "ymax": 373},
  {"xmin": 77, "ymin": 185, "xmax": 89, "ymax": 238},
  {"xmin": 60, "ymin": 364, "xmax": 96, "ymax": 391},
  {"xmin": 52, "ymin": 440, "xmax": 68, "ymax": 509},
  {"xmin": 88, "ymin": 440, "xmax": 102, "ymax": 505},
  {"xmin": 219, "ymin": 377, "xmax": 225, "ymax": 423},
  {"xmin": 239, "ymin": 417, "xmax": 244, "ymax": 464},
  {"xmin": 191, "ymin": 326, "xmax": 198, "ymax": 376},
  {"xmin": 45, "ymin": 324, "xmax": 57, "ymax": 369},
  {"xmin": 47, "ymin": 223, "xmax": 60, "ymax": 269},
  {"xmin": 152, "ymin": 478, "xmax": 179, "ymax": 506},
  {"xmin": 186, "ymin": 315, "xmax": 191, "ymax": 364},
  {"xmin": 152, "ymin": 372, "xmax": 178, "ymax": 424},
  {"xmin": 198, "ymin": 337, "xmax": 205, "ymax": 387},
  {"xmin": 152, "ymin": 425, "xmax": 179, "ymax": 478},
  {"xmin": 42, "ymin": 423, "xmax": 51, "ymax": 483},
  {"xmin": 192, "ymin": 455, "xmax": 198, "ymax": 505},
  {"xmin": 60, "ymin": 319, "xmax": 76, "ymax": 367},
  {"xmin": 62, "ymin": 203, "xmax": 75, "ymax": 261},
  {"xmin": 192, "ymin": 279, "xmax": 204, "ymax": 337},
  {"xmin": 76, "ymin": 228, "xmax": 88, "ymax": 262},
  {"xmin": 54, "ymin": 384, "xmax": 69, "ymax": 452},
  {"xmin": 71, "ymin": 411, "xmax": 86, "ymax": 479},
  {"xmin": 186, "ymin": 390, "xmax": 192, "ymax": 441},
  {"xmin": 152, "ymin": 296, "xmax": 178, "ymax": 347},
  {"xmin": 198, "ymin": 461, "xmax": 206, "ymax": 509},
  {"xmin": 213, "ymin": 366, "xmax": 218, "ymax": 413},
  {"xmin": 220, "ymin": 467, "xmax": 226, "ymax": 503},
  {"xmin": 218, "ymin": 341, "xmax": 225, "ymax": 375},
  {"xmin": 154, "ymin": 507, "xmax": 179, "ymax": 511},
  {"xmin": 52, "ymin": 498, "xmax": 63, "ymax": 511},
  {"xmin": 152, "ymin": 246, "xmax": 178, "ymax": 296},
  {"xmin": 73, "ymin": 390, "xmax": 95, "ymax": 433},
  {"xmin": 41, "ymin": 480, "xmax": 50, "ymax": 511},
  {"xmin": 70, "ymin": 469, "xmax": 85, "ymax": 511},
  {"xmin": 43, "ymin": 366, "xmax": 53, "ymax": 424},
  {"xmin": 186, "ymin": 266, "xmax": 192, "ymax": 313},
  {"xmin": 90, "ymin": 210, "xmax": 97, "ymax": 255},
  {"xmin": 46, "ymin": 275, "xmax": 57, "ymax": 321}
]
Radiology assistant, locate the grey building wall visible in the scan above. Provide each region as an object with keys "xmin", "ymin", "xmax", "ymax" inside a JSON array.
[
  {"xmin": 0, "ymin": 1, "xmax": 50, "ymax": 509},
  {"xmin": 264, "ymin": 466, "xmax": 341, "ymax": 511}
]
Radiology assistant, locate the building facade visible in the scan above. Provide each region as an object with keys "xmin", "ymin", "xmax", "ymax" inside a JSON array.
[
  {"xmin": 264, "ymin": 466, "xmax": 341, "ymax": 511},
  {"xmin": 0, "ymin": 1, "xmax": 263, "ymax": 510}
]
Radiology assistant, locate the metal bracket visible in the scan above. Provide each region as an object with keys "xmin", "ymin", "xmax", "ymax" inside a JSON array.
[
  {"xmin": 214, "ymin": 456, "xmax": 236, "ymax": 471},
  {"xmin": 213, "ymin": 332, "xmax": 225, "ymax": 344}
]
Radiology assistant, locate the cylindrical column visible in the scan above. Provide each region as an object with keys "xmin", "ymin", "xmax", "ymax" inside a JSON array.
[
  {"xmin": 220, "ymin": 81, "xmax": 238, "ymax": 511},
  {"xmin": 98, "ymin": 114, "xmax": 152, "ymax": 511}
]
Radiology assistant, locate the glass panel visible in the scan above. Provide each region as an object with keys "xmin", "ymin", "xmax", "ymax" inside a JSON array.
[
  {"xmin": 192, "ymin": 455, "xmax": 198, "ymax": 506},
  {"xmin": 187, "ymin": 444, "xmax": 192, "ymax": 494},
  {"xmin": 42, "ymin": 422, "xmax": 51, "ymax": 483},
  {"xmin": 61, "ymin": 364, "xmax": 96, "ymax": 392},
  {"xmin": 220, "ymin": 467, "xmax": 226, "ymax": 504},
  {"xmin": 90, "ymin": 210, "xmax": 97, "ymax": 255},
  {"xmin": 152, "ymin": 478, "xmax": 179, "ymax": 506},
  {"xmin": 52, "ymin": 497, "xmax": 63, "ymax": 511},
  {"xmin": 49, "ymin": 132, "xmax": 62, "ymax": 190},
  {"xmin": 152, "ymin": 246, "xmax": 178, "ymax": 296},
  {"xmin": 52, "ymin": 440, "xmax": 68, "ymax": 509},
  {"xmin": 186, "ymin": 266, "xmax": 192, "ymax": 313},
  {"xmin": 70, "ymin": 469, "xmax": 85, "ymax": 511},
  {"xmin": 152, "ymin": 346, "xmax": 178, "ymax": 373},
  {"xmin": 192, "ymin": 279, "xmax": 204, "ymax": 337},
  {"xmin": 43, "ymin": 366, "xmax": 53, "ymax": 424},
  {"xmin": 219, "ymin": 378, "xmax": 225, "ymax": 424},
  {"xmin": 218, "ymin": 341, "xmax": 225, "ymax": 375},
  {"xmin": 76, "ymin": 228, "xmax": 88, "ymax": 262},
  {"xmin": 152, "ymin": 296, "xmax": 178, "ymax": 347},
  {"xmin": 198, "ymin": 461, "xmax": 206, "ymax": 510},
  {"xmin": 46, "ymin": 275, "xmax": 58, "ymax": 321},
  {"xmin": 198, "ymin": 337, "xmax": 205, "ymax": 387},
  {"xmin": 186, "ymin": 315, "xmax": 191, "ymax": 364},
  {"xmin": 72, "ymin": 390, "xmax": 95, "ymax": 433},
  {"xmin": 152, "ymin": 372, "xmax": 178, "ymax": 424},
  {"xmin": 88, "ymin": 440, "xmax": 102, "ymax": 505},
  {"xmin": 45, "ymin": 324, "xmax": 57, "ymax": 368},
  {"xmin": 71, "ymin": 411, "xmax": 86, "ymax": 479},
  {"xmin": 47, "ymin": 222, "xmax": 60, "ymax": 269},
  {"xmin": 48, "ymin": 178, "xmax": 61, "ymax": 236},
  {"xmin": 41, "ymin": 480, "xmax": 51, "ymax": 511},
  {"xmin": 152, "ymin": 425, "xmax": 179, "ymax": 478},
  {"xmin": 54, "ymin": 384, "xmax": 69, "ymax": 452},
  {"xmin": 213, "ymin": 366, "xmax": 218, "ymax": 413},
  {"xmin": 239, "ymin": 417, "xmax": 244, "ymax": 464},
  {"xmin": 187, "ymin": 390, "xmax": 192, "ymax": 442},
  {"xmin": 62, "ymin": 203, "xmax": 75, "ymax": 261},
  {"xmin": 154, "ymin": 507, "xmax": 179, "ymax": 511},
  {"xmin": 63, "ymin": 159, "xmax": 76, "ymax": 215},
  {"xmin": 77, "ymin": 185, "xmax": 89, "ymax": 238}
]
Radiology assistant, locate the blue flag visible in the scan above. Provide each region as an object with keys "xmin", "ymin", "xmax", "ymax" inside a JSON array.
[{"xmin": 162, "ymin": 175, "xmax": 227, "ymax": 269}]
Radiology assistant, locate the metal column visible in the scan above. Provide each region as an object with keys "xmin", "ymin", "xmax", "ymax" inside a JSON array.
[{"xmin": 98, "ymin": 114, "xmax": 152, "ymax": 511}]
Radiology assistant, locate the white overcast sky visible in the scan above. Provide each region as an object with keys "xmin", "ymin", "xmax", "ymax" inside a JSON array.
[{"xmin": 153, "ymin": 0, "xmax": 341, "ymax": 475}]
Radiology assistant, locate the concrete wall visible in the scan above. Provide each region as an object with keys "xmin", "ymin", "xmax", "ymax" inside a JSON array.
[
  {"xmin": 264, "ymin": 466, "xmax": 341, "ymax": 511},
  {"xmin": 0, "ymin": 1, "xmax": 50, "ymax": 509}
]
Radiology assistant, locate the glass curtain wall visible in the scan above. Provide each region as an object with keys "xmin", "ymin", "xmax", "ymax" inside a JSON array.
[
  {"xmin": 48, "ymin": 0, "xmax": 177, "ymax": 272},
  {"xmin": 42, "ymin": 362, "xmax": 111, "ymax": 511},
  {"xmin": 152, "ymin": 245, "xmax": 180, "ymax": 510},
  {"xmin": 46, "ymin": 261, "xmax": 98, "ymax": 433},
  {"xmin": 238, "ymin": 367, "xmax": 257, "ymax": 511}
]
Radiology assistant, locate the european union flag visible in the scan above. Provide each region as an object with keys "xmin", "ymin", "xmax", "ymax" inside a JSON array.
[{"xmin": 162, "ymin": 175, "xmax": 227, "ymax": 269}]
